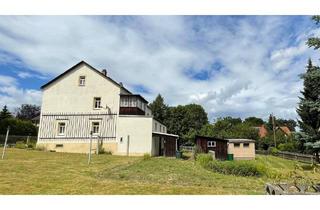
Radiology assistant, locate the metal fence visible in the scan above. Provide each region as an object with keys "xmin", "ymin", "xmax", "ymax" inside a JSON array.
[
  {"xmin": 0, "ymin": 135, "xmax": 37, "ymax": 145},
  {"xmin": 256, "ymin": 150, "xmax": 316, "ymax": 164}
]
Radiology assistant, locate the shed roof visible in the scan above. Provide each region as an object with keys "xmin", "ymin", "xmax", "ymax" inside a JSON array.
[
  {"xmin": 227, "ymin": 139, "xmax": 255, "ymax": 143},
  {"xmin": 195, "ymin": 135, "xmax": 227, "ymax": 141},
  {"xmin": 153, "ymin": 132, "xmax": 179, "ymax": 138}
]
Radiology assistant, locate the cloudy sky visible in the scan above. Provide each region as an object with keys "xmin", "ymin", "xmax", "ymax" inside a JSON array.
[{"xmin": 0, "ymin": 16, "xmax": 319, "ymax": 121}]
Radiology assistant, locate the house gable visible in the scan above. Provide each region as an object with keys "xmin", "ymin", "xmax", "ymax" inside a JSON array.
[
  {"xmin": 41, "ymin": 61, "xmax": 127, "ymax": 113},
  {"xmin": 41, "ymin": 61, "xmax": 131, "ymax": 94}
]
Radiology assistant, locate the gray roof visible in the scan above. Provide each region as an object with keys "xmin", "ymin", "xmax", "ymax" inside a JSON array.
[{"xmin": 227, "ymin": 139, "xmax": 255, "ymax": 143}]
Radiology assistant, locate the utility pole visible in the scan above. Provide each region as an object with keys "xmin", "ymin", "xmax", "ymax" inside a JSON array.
[
  {"xmin": 2, "ymin": 126, "xmax": 10, "ymax": 160},
  {"xmin": 272, "ymin": 114, "xmax": 276, "ymax": 148}
]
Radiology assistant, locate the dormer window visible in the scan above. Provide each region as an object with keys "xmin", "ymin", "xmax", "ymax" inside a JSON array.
[{"xmin": 79, "ymin": 76, "xmax": 86, "ymax": 86}]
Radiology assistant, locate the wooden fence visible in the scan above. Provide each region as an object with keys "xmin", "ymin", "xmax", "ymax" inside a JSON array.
[{"xmin": 256, "ymin": 150, "xmax": 316, "ymax": 164}]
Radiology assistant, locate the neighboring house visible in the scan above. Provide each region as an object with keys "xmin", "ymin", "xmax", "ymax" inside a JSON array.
[
  {"xmin": 227, "ymin": 139, "xmax": 255, "ymax": 160},
  {"xmin": 194, "ymin": 136, "xmax": 255, "ymax": 160},
  {"xmin": 36, "ymin": 61, "xmax": 178, "ymax": 156},
  {"xmin": 254, "ymin": 124, "xmax": 291, "ymax": 138}
]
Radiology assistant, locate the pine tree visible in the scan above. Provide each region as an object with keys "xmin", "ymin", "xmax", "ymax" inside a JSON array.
[
  {"xmin": 0, "ymin": 105, "xmax": 12, "ymax": 121},
  {"xmin": 296, "ymin": 52, "xmax": 320, "ymax": 161},
  {"xmin": 149, "ymin": 94, "xmax": 168, "ymax": 123}
]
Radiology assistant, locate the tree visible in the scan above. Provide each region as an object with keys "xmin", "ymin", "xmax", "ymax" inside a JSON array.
[
  {"xmin": 165, "ymin": 104, "xmax": 208, "ymax": 143},
  {"xmin": 149, "ymin": 94, "xmax": 168, "ymax": 123},
  {"xmin": 296, "ymin": 16, "xmax": 320, "ymax": 162},
  {"xmin": 0, "ymin": 105, "xmax": 12, "ymax": 121},
  {"xmin": 243, "ymin": 117, "xmax": 264, "ymax": 126},
  {"xmin": 0, "ymin": 118, "xmax": 37, "ymax": 136},
  {"xmin": 276, "ymin": 119, "xmax": 297, "ymax": 131},
  {"xmin": 199, "ymin": 117, "xmax": 259, "ymax": 141},
  {"xmin": 15, "ymin": 104, "xmax": 40, "ymax": 121}
]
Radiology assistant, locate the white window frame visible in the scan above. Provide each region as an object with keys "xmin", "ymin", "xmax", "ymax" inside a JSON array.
[
  {"xmin": 79, "ymin": 76, "xmax": 86, "ymax": 86},
  {"xmin": 94, "ymin": 97, "xmax": 101, "ymax": 109},
  {"xmin": 58, "ymin": 122, "xmax": 66, "ymax": 136},
  {"xmin": 92, "ymin": 122, "xmax": 100, "ymax": 135},
  {"xmin": 207, "ymin": 141, "xmax": 216, "ymax": 147}
]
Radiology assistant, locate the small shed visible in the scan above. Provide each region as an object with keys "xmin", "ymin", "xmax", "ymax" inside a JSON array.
[
  {"xmin": 195, "ymin": 135, "xmax": 228, "ymax": 160},
  {"xmin": 227, "ymin": 139, "xmax": 255, "ymax": 160}
]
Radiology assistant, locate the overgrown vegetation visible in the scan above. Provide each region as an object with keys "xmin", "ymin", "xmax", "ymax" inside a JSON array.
[{"xmin": 196, "ymin": 154, "xmax": 265, "ymax": 177}]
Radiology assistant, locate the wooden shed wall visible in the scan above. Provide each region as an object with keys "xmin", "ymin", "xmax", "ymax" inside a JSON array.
[{"xmin": 195, "ymin": 136, "xmax": 228, "ymax": 160}]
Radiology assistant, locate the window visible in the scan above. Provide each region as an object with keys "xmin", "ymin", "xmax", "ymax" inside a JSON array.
[
  {"xmin": 155, "ymin": 122, "xmax": 158, "ymax": 131},
  {"xmin": 58, "ymin": 122, "xmax": 65, "ymax": 135},
  {"xmin": 234, "ymin": 143, "xmax": 240, "ymax": 147},
  {"xmin": 207, "ymin": 141, "xmax": 216, "ymax": 147},
  {"xmin": 56, "ymin": 144, "xmax": 63, "ymax": 148},
  {"xmin": 92, "ymin": 122, "xmax": 100, "ymax": 134},
  {"xmin": 94, "ymin": 97, "xmax": 101, "ymax": 109},
  {"xmin": 79, "ymin": 76, "xmax": 86, "ymax": 86},
  {"xmin": 243, "ymin": 143, "xmax": 250, "ymax": 148}
]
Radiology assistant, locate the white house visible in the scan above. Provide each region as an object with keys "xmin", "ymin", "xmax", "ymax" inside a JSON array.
[{"xmin": 36, "ymin": 61, "xmax": 178, "ymax": 156}]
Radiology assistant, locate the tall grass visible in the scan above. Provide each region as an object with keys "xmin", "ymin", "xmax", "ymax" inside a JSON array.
[{"xmin": 196, "ymin": 153, "xmax": 266, "ymax": 177}]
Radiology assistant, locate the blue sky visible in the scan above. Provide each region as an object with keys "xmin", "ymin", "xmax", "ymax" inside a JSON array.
[{"xmin": 0, "ymin": 16, "xmax": 319, "ymax": 121}]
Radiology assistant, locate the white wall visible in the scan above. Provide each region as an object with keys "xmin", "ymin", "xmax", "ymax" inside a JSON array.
[
  {"xmin": 116, "ymin": 116, "xmax": 153, "ymax": 156},
  {"xmin": 152, "ymin": 119, "xmax": 167, "ymax": 133},
  {"xmin": 41, "ymin": 64, "xmax": 121, "ymax": 114}
]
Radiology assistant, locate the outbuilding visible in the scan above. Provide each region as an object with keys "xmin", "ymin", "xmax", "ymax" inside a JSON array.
[
  {"xmin": 195, "ymin": 135, "xmax": 228, "ymax": 160},
  {"xmin": 227, "ymin": 139, "xmax": 255, "ymax": 160}
]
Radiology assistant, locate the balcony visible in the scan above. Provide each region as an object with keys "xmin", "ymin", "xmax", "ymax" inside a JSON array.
[{"xmin": 119, "ymin": 94, "xmax": 148, "ymax": 115}]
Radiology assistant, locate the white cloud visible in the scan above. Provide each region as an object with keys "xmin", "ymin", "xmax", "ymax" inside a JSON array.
[
  {"xmin": 0, "ymin": 16, "xmax": 318, "ymax": 120},
  {"xmin": 0, "ymin": 75, "xmax": 42, "ymax": 112}
]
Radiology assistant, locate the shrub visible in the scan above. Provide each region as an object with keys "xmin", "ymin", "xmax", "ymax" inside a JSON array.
[
  {"xmin": 196, "ymin": 153, "xmax": 213, "ymax": 168},
  {"xmin": 269, "ymin": 147, "xmax": 279, "ymax": 155},
  {"xmin": 143, "ymin": 153, "xmax": 151, "ymax": 160},
  {"xmin": 208, "ymin": 160, "xmax": 265, "ymax": 177},
  {"xmin": 277, "ymin": 142, "xmax": 298, "ymax": 152},
  {"xmin": 15, "ymin": 141, "xmax": 26, "ymax": 149}
]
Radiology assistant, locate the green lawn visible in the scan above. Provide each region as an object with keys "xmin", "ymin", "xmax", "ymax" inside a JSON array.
[{"xmin": 0, "ymin": 148, "xmax": 319, "ymax": 195}]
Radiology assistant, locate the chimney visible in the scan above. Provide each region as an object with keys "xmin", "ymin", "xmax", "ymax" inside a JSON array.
[
  {"xmin": 101, "ymin": 69, "xmax": 107, "ymax": 76},
  {"xmin": 119, "ymin": 82, "xmax": 123, "ymax": 87}
]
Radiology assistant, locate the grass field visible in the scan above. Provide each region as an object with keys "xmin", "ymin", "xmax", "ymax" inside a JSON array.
[{"xmin": 0, "ymin": 148, "xmax": 319, "ymax": 195}]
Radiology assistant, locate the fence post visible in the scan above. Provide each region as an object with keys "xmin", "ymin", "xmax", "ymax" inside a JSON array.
[
  {"xmin": 88, "ymin": 131, "xmax": 93, "ymax": 165},
  {"xmin": 96, "ymin": 137, "xmax": 99, "ymax": 155},
  {"xmin": 126, "ymin": 135, "xmax": 130, "ymax": 156},
  {"xmin": 1, "ymin": 126, "xmax": 10, "ymax": 160}
]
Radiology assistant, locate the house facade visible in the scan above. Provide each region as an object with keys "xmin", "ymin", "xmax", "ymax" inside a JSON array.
[{"xmin": 36, "ymin": 61, "xmax": 178, "ymax": 156}]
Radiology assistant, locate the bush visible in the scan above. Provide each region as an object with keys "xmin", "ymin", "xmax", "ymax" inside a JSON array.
[
  {"xmin": 196, "ymin": 153, "xmax": 213, "ymax": 168},
  {"xmin": 277, "ymin": 142, "xmax": 298, "ymax": 152},
  {"xmin": 0, "ymin": 118, "xmax": 37, "ymax": 136},
  {"xmin": 208, "ymin": 160, "xmax": 266, "ymax": 177},
  {"xmin": 15, "ymin": 141, "xmax": 26, "ymax": 149},
  {"xmin": 143, "ymin": 153, "xmax": 151, "ymax": 160},
  {"xmin": 269, "ymin": 147, "xmax": 279, "ymax": 155}
]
